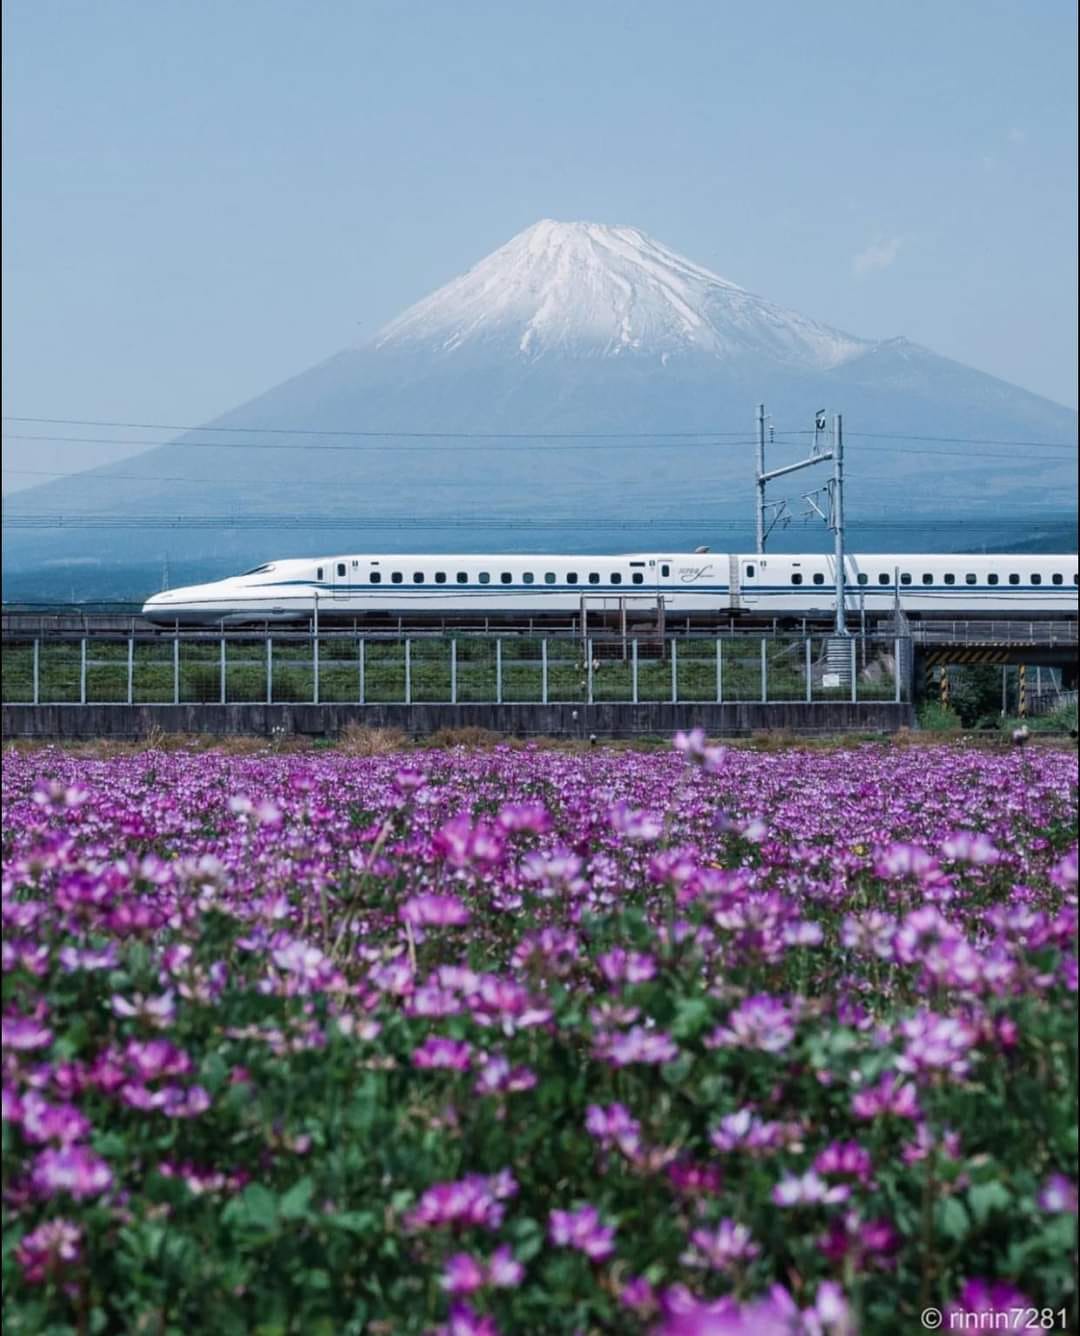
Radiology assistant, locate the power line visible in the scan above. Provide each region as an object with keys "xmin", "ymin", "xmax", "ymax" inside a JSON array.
[
  {"xmin": 5, "ymin": 514, "xmax": 1072, "ymax": 532},
  {"xmin": 3, "ymin": 415, "xmax": 1075, "ymax": 450},
  {"xmin": 4, "ymin": 466, "xmax": 1067, "ymax": 503},
  {"xmin": 3, "ymin": 432, "xmax": 1077, "ymax": 463}
]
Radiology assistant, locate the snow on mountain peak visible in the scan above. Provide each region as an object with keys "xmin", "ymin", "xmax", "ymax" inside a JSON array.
[{"xmin": 373, "ymin": 219, "xmax": 868, "ymax": 370}]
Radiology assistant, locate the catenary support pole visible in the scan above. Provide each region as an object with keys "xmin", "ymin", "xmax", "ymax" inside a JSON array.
[
  {"xmin": 833, "ymin": 413, "xmax": 846, "ymax": 636},
  {"xmin": 755, "ymin": 403, "xmax": 766, "ymax": 553}
]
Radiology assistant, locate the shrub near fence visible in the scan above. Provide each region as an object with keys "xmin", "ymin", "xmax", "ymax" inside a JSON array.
[{"xmin": 0, "ymin": 633, "xmax": 907, "ymax": 706}]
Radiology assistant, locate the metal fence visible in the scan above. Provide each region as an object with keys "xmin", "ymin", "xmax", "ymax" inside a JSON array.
[{"xmin": 0, "ymin": 633, "xmax": 910, "ymax": 707}]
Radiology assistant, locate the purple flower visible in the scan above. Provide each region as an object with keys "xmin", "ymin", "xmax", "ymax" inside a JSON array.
[
  {"xmin": 851, "ymin": 1072, "xmax": 921, "ymax": 1121},
  {"xmin": 680, "ymin": 1219, "xmax": 760, "ymax": 1270},
  {"xmin": 19, "ymin": 1093, "xmax": 92, "ymax": 1146},
  {"xmin": 15, "ymin": 1218, "xmax": 82, "ymax": 1285},
  {"xmin": 31, "ymin": 1146, "xmax": 113, "ymax": 1200},
  {"xmin": 441, "ymin": 1252, "xmax": 486, "ymax": 1295},
  {"xmin": 110, "ymin": 991, "xmax": 177, "ymax": 1027},
  {"xmin": 597, "ymin": 949, "xmax": 657, "ymax": 985},
  {"xmin": 945, "ymin": 1279, "xmax": 1034, "ymax": 1326},
  {"xmin": 895, "ymin": 1010, "xmax": 978, "ymax": 1080},
  {"xmin": 548, "ymin": 1203, "xmax": 617, "ymax": 1260},
  {"xmin": 412, "ymin": 1036, "xmax": 473, "ymax": 1070},
  {"xmin": 2, "ymin": 1013, "xmax": 53, "ymax": 1051},
  {"xmin": 706, "ymin": 995, "xmax": 797, "ymax": 1053},
  {"xmin": 772, "ymin": 1170, "xmax": 850, "ymax": 1207},
  {"xmin": 406, "ymin": 1172, "xmax": 518, "ymax": 1232},
  {"xmin": 401, "ymin": 894, "xmax": 471, "ymax": 928},
  {"xmin": 594, "ymin": 1025, "xmax": 678, "ymax": 1067},
  {"xmin": 1037, "ymin": 1173, "xmax": 1078, "ymax": 1214},
  {"xmin": 585, "ymin": 1103, "xmax": 643, "ymax": 1157}
]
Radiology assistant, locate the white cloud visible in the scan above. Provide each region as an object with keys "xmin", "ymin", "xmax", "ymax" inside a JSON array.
[{"xmin": 853, "ymin": 237, "xmax": 902, "ymax": 278}]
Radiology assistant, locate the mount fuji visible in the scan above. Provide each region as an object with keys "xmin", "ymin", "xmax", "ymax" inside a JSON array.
[{"xmin": 4, "ymin": 219, "xmax": 1077, "ymax": 594}]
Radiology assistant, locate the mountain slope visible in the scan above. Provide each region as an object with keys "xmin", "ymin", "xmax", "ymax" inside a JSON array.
[{"xmin": 4, "ymin": 220, "xmax": 1076, "ymax": 585}]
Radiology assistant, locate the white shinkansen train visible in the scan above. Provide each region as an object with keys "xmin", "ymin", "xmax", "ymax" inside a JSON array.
[{"xmin": 141, "ymin": 551, "xmax": 1079, "ymax": 624}]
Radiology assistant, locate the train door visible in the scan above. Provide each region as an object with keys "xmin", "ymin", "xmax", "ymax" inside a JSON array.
[{"xmin": 330, "ymin": 560, "xmax": 350, "ymax": 600}]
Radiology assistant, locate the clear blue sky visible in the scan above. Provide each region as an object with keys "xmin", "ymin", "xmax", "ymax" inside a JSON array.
[{"xmin": 3, "ymin": 0, "xmax": 1077, "ymax": 492}]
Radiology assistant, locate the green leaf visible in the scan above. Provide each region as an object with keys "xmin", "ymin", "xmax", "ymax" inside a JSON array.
[
  {"xmin": 936, "ymin": 1196, "xmax": 970, "ymax": 1242},
  {"xmin": 279, "ymin": 1176, "xmax": 315, "ymax": 1220},
  {"xmin": 239, "ymin": 1183, "xmax": 279, "ymax": 1230},
  {"xmin": 967, "ymin": 1180, "xmax": 1012, "ymax": 1224},
  {"xmin": 323, "ymin": 1210, "xmax": 377, "ymax": 1235},
  {"xmin": 671, "ymin": 996, "xmax": 711, "ymax": 1039}
]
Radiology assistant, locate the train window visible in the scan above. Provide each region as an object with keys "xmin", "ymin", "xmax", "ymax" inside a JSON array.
[
  {"xmin": 500, "ymin": 572, "xmax": 513, "ymax": 584},
  {"xmin": 944, "ymin": 574, "xmax": 955, "ymax": 585},
  {"xmin": 1052, "ymin": 573, "xmax": 1063, "ymax": 585},
  {"xmin": 567, "ymin": 572, "xmax": 579, "ymax": 584},
  {"xmin": 987, "ymin": 574, "xmax": 999, "ymax": 585},
  {"xmin": 879, "ymin": 574, "xmax": 890, "ymax": 585},
  {"xmin": 413, "ymin": 572, "xmax": 424, "ymax": 583},
  {"xmin": 813, "ymin": 573, "xmax": 825, "ymax": 586},
  {"xmin": 391, "ymin": 572, "xmax": 403, "ymax": 584},
  {"xmin": 316, "ymin": 567, "xmax": 324, "ymax": 581},
  {"xmin": 632, "ymin": 572, "xmax": 644, "ymax": 585},
  {"xmin": 856, "ymin": 573, "xmax": 868, "ymax": 586},
  {"xmin": 242, "ymin": 564, "xmax": 274, "ymax": 576},
  {"xmin": 661, "ymin": 564, "xmax": 670, "ymax": 577},
  {"xmin": 901, "ymin": 573, "xmax": 912, "ymax": 585},
  {"xmin": 337, "ymin": 563, "xmax": 346, "ymax": 577},
  {"xmin": 523, "ymin": 572, "xmax": 534, "ymax": 584},
  {"xmin": 611, "ymin": 573, "xmax": 623, "ymax": 585},
  {"xmin": 1008, "ymin": 574, "xmax": 1020, "ymax": 584},
  {"xmin": 370, "ymin": 572, "xmax": 382, "ymax": 584},
  {"xmin": 746, "ymin": 564, "xmax": 755, "ymax": 578},
  {"xmin": 545, "ymin": 572, "xmax": 556, "ymax": 584},
  {"xmin": 588, "ymin": 573, "xmax": 600, "ymax": 585},
  {"xmin": 1031, "ymin": 573, "xmax": 1042, "ymax": 585},
  {"xmin": 435, "ymin": 572, "xmax": 447, "ymax": 584},
  {"xmin": 479, "ymin": 572, "xmax": 491, "ymax": 584},
  {"xmin": 965, "ymin": 574, "xmax": 977, "ymax": 585},
  {"xmin": 456, "ymin": 572, "xmax": 468, "ymax": 583},
  {"xmin": 922, "ymin": 574, "xmax": 933, "ymax": 585},
  {"xmin": 792, "ymin": 573, "xmax": 803, "ymax": 585}
]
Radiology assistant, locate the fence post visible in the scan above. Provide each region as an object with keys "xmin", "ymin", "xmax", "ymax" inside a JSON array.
[
  {"xmin": 760, "ymin": 639, "xmax": 768, "ymax": 703},
  {"xmin": 267, "ymin": 638, "xmax": 273, "ymax": 705},
  {"xmin": 32, "ymin": 639, "xmax": 39, "ymax": 705},
  {"xmin": 541, "ymin": 639, "xmax": 548, "ymax": 705},
  {"xmin": 894, "ymin": 637, "xmax": 902, "ymax": 703},
  {"xmin": 805, "ymin": 638, "xmax": 812, "ymax": 703},
  {"xmin": 1019, "ymin": 664, "xmax": 1027, "ymax": 718},
  {"xmin": 716, "ymin": 639, "xmax": 723, "ymax": 703},
  {"xmin": 80, "ymin": 638, "xmax": 87, "ymax": 705},
  {"xmin": 220, "ymin": 637, "xmax": 226, "ymax": 706},
  {"xmin": 671, "ymin": 639, "xmax": 678, "ymax": 703},
  {"xmin": 405, "ymin": 639, "xmax": 411, "ymax": 705},
  {"xmin": 358, "ymin": 638, "xmax": 365, "ymax": 705},
  {"xmin": 496, "ymin": 639, "xmax": 502, "ymax": 705},
  {"xmin": 312, "ymin": 632, "xmax": 320, "ymax": 706},
  {"xmin": 850, "ymin": 639, "xmax": 857, "ymax": 703},
  {"xmin": 173, "ymin": 637, "xmax": 179, "ymax": 705},
  {"xmin": 450, "ymin": 640, "xmax": 457, "ymax": 705},
  {"xmin": 127, "ymin": 637, "xmax": 134, "ymax": 706},
  {"xmin": 587, "ymin": 638, "xmax": 593, "ymax": 705},
  {"xmin": 632, "ymin": 638, "xmax": 639, "ymax": 704}
]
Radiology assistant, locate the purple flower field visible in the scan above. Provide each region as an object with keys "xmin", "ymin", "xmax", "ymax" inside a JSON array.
[{"xmin": 2, "ymin": 738, "xmax": 1077, "ymax": 1334}]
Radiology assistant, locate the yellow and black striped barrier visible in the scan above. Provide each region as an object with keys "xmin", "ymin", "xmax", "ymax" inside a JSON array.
[
  {"xmin": 939, "ymin": 665, "xmax": 950, "ymax": 707},
  {"xmin": 923, "ymin": 646, "xmax": 1018, "ymax": 667},
  {"xmin": 1018, "ymin": 664, "xmax": 1027, "ymax": 718}
]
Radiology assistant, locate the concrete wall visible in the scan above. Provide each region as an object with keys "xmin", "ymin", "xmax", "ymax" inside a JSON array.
[{"xmin": 3, "ymin": 701, "xmax": 914, "ymax": 741}]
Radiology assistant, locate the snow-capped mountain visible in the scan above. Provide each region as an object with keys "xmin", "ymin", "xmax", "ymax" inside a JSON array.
[
  {"xmin": 4, "ymin": 220, "xmax": 1076, "ymax": 588},
  {"xmin": 376, "ymin": 220, "xmax": 867, "ymax": 369}
]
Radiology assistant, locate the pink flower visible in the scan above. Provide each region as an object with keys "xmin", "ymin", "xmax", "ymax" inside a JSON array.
[
  {"xmin": 548, "ymin": 1203, "xmax": 617, "ymax": 1260},
  {"xmin": 110, "ymin": 991, "xmax": 177, "ymax": 1027},
  {"xmin": 585, "ymin": 1103, "xmax": 643, "ymax": 1158},
  {"xmin": 895, "ymin": 1011, "xmax": 978, "ymax": 1080},
  {"xmin": 19, "ymin": 1093, "xmax": 92, "ymax": 1146},
  {"xmin": 441, "ymin": 1252, "xmax": 486, "ymax": 1295},
  {"xmin": 472, "ymin": 1056, "xmax": 537, "ymax": 1096},
  {"xmin": 851, "ymin": 1072, "xmax": 921, "ymax": 1121},
  {"xmin": 597, "ymin": 949, "xmax": 657, "ymax": 985}
]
